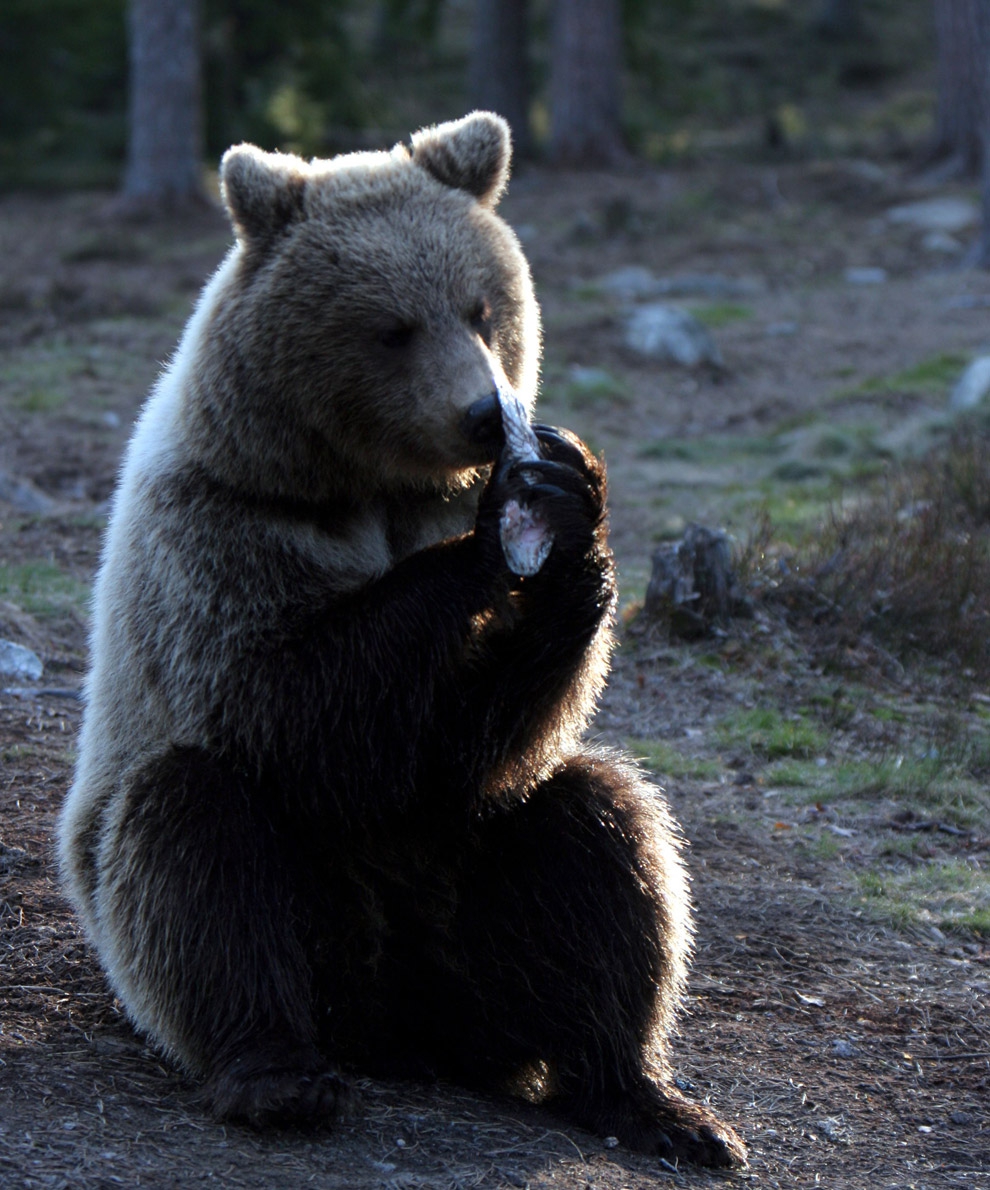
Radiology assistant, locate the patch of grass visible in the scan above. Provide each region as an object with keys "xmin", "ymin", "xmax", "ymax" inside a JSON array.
[
  {"xmin": 858, "ymin": 858, "xmax": 990, "ymax": 938},
  {"xmin": 560, "ymin": 367, "xmax": 630, "ymax": 410},
  {"xmin": 715, "ymin": 706, "xmax": 828, "ymax": 760},
  {"xmin": 1, "ymin": 743, "xmax": 38, "ymax": 764},
  {"xmin": 838, "ymin": 352, "xmax": 967, "ymax": 401},
  {"xmin": 61, "ymin": 229, "xmax": 150, "ymax": 264},
  {"xmin": 629, "ymin": 738, "xmax": 723, "ymax": 782},
  {"xmin": 798, "ymin": 755, "xmax": 990, "ymax": 827},
  {"xmin": 638, "ymin": 433, "xmax": 785, "ymax": 464},
  {"xmin": 8, "ymin": 388, "xmax": 70, "ymax": 413},
  {"xmin": 689, "ymin": 302, "xmax": 753, "ymax": 328},
  {"xmin": 809, "ymin": 831, "xmax": 844, "ymax": 862},
  {"xmin": 747, "ymin": 484, "xmax": 838, "ymax": 541},
  {"xmin": 0, "ymin": 561, "xmax": 90, "ymax": 620}
]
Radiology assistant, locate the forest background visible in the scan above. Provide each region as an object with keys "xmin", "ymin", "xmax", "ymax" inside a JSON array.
[{"xmin": 2, "ymin": 2, "xmax": 990, "ymax": 1187}]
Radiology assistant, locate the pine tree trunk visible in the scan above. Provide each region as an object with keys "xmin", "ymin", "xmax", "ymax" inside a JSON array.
[
  {"xmin": 932, "ymin": 0, "xmax": 987, "ymax": 177},
  {"xmin": 548, "ymin": 0, "xmax": 626, "ymax": 167},
  {"xmin": 469, "ymin": 0, "xmax": 532, "ymax": 158},
  {"xmin": 815, "ymin": 0, "xmax": 860, "ymax": 39},
  {"xmin": 121, "ymin": 0, "xmax": 205, "ymax": 211}
]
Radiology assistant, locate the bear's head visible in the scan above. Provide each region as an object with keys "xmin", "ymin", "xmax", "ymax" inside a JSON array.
[{"xmin": 191, "ymin": 112, "xmax": 540, "ymax": 499}]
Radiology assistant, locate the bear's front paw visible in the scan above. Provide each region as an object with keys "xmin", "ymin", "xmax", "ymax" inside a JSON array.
[
  {"xmin": 533, "ymin": 424, "xmax": 606, "ymax": 515},
  {"xmin": 500, "ymin": 457, "xmax": 603, "ymax": 566},
  {"xmin": 204, "ymin": 1062, "xmax": 359, "ymax": 1129}
]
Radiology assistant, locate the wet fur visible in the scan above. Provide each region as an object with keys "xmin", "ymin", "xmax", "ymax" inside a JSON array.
[{"xmin": 58, "ymin": 113, "xmax": 745, "ymax": 1168}]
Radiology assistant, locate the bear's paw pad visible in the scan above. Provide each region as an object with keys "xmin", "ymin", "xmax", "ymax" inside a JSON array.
[{"xmin": 499, "ymin": 498, "xmax": 553, "ymax": 576}]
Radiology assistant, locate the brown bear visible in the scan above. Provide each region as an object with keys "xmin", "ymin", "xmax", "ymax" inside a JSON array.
[{"xmin": 57, "ymin": 112, "xmax": 745, "ymax": 1169}]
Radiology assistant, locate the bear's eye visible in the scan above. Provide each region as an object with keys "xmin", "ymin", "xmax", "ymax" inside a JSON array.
[
  {"xmin": 378, "ymin": 321, "xmax": 417, "ymax": 350},
  {"xmin": 469, "ymin": 299, "xmax": 493, "ymax": 343}
]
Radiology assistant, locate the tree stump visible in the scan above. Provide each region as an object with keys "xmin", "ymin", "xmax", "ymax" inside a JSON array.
[{"xmin": 644, "ymin": 525, "xmax": 751, "ymax": 639}]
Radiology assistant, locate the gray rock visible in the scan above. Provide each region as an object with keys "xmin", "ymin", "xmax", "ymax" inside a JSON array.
[
  {"xmin": 845, "ymin": 266, "xmax": 887, "ymax": 285},
  {"xmin": 624, "ymin": 304, "xmax": 723, "ymax": 368},
  {"xmin": 595, "ymin": 268, "xmax": 762, "ymax": 302},
  {"xmin": 655, "ymin": 272, "xmax": 763, "ymax": 299},
  {"xmin": 0, "ymin": 471, "xmax": 56, "ymax": 515},
  {"xmin": 922, "ymin": 229, "xmax": 962, "ymax": 255},
  {"xmin": 949, "ymin": 355, "xmax": 990, "ymax": 411},
  {"xmin": 887, "ymin": 197, "xmax": 979, "ymax": 234},
  {"xmin": 0, "ymin": 639, "xmax": 43, "ymax": 681},
  {"xmin": 597, "ymin": 265, "xmax": 664, "ymax": 300},
  {"xmin": 567, "ymin": 364, "xmax": 614, "ymax": 391},
  {"xmin": 765, "ymin": 320, "xmax": 799, "ymax": 337}
]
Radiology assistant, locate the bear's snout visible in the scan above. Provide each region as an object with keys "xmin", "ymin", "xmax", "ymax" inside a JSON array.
[{"xmin": 461, "ymin": 392, "xmax": 504, "ymax": 458}]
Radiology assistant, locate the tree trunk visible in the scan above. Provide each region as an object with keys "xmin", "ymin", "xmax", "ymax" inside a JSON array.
[
  {"xmin": 548, "ymin": 0, "xmax": 626, "ymax": 167},
  {"xmin": 815, "ymin": 0, "xmax": 860, "ymax": 40},
  {"xmin": 932, "ymin": 0, "xmax": 987, "ymax": 178},
  {"xmin": 469, "ymin": 0, "xmax": 531, "ymax": 158},
  {"xmin": 121, "ymin": 0, "xmax": 205, "ymax": 212}
]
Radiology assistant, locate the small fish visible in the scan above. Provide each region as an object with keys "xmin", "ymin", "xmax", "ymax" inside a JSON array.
[{"xmin": 495, "ymin": 384, "xmax": 553, "ymax": 577}]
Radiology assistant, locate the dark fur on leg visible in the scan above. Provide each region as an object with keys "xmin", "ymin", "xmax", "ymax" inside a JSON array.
[
  {"xmin": 412, "ymin": 750, "xmax": 746, "ymax": 1169},
  {"xmin": 101, "ymin": 747, "xmax": 356, "ymax": 1127}
]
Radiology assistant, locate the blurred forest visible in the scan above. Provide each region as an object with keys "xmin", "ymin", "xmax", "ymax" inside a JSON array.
[{"xmin": 0, "ymin": 0, "xmax": 942, "ymax": 189}]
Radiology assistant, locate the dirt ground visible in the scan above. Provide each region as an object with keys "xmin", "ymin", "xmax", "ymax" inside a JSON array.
[{"xmin": 1, "ymin": 149, "xmax": 989, "ymax": 1189}]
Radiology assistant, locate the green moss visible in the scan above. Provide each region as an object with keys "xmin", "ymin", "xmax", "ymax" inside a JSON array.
[
  {"xmin": 715, "ymin": 706, "xmax": 828, "ymax": 760},
  {"xmin": 858, "ymin": 858, "xmax": 990, "ymax": 937},
  {"xmin": 838, "ymin": 352, "xmax": 968, "ymax": 401},
  {"xmin": 689, "ymin": 302, "xmax": 752, "ymax": 328},
  {"xmin": 628, "ymin": 738, "xmax": 723, "ymax": 782},
  {"xmin": 0, "ymin": 560, "xmax": 90, "ymax": 620},
  {"xmin": 9, "ymin": 387, "xmax": 69, "ymax": 413}
]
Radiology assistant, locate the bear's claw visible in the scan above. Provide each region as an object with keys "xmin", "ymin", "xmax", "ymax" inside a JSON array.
[{"xmin": 205, "ymin": 1065, "xmax": 359, "ymax": 1129}]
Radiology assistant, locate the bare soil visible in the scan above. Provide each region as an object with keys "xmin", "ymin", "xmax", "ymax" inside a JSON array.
[{"xmin": 1, "ymin": 156, "xmax": 989, "ymax": 1189}]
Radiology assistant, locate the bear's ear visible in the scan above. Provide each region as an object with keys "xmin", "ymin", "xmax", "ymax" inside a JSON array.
[
  {"xmin": 410, "ymin": 112, "xmax": 511, "ymax": 207},
  {"xmin": 220, "ymin": 144, "xmax": 308, "ymax": 245}
]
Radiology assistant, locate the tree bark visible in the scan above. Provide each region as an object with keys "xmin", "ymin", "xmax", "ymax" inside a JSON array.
[
  {"xmin": 469, "ymin": 0, "xmax": 532, "ymax": 158},
  {"xmin": 932, "ymin": 0, "xmax": 987, "ymax": 178},
  {"xmin": 121, "ymin": 0, "xmax": 206, "ymax": 211},
  {"xmin": 548, "ymin": 0, "xmax": 626, "ymax": 167},
  {"xmin": 814, "ymin": 0, "xmax": 860, "ymax": 39}
]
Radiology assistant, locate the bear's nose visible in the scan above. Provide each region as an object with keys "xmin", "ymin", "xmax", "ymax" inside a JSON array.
[{"xmin": 461, "ymin": 392, "xmax": 504, "ymax": 458}]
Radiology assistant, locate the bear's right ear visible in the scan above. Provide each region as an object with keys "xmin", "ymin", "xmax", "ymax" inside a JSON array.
[
  {"xmin": 410, "ymin": 112, "xmax": 511, "ymax": 208},
  {"xmin": 220, "ymin": 144, "xmax": 308, "ymax": 245}
]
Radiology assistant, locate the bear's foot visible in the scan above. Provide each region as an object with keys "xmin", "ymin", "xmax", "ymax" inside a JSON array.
[
  {"xmin": 563, "ymin": 1083, "xmax": 747, "ymax": 1169},
  {"xmin": 203, "ymin": 1046, "xmax": 359, "ymax": 1128}
]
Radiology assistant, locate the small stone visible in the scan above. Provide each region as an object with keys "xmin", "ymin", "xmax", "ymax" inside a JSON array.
[
  {"xmin": 845, "ymin": 266, "xmax": 887, "ymax": 285},
  {"xmin": 657, "ymin": 273, "xmax": 763, "ymax": 299},
  {"xmin": 624, "ymin": 304, "xmax": 723, "ymax": 368},
  {"xmin": 568, "ymin": 365, "xmax": 614, "ymax": 391},
  {"xmin": 0, "ymin": 470, "xmax": 56, "ymax": 515},
  {"xmin": 949, "ymin": 356, "xmax": 990, "ymax": 411},
  {"xmin": 596, "ymin": 265, "xmax": 663, "ymax": 300},
  {"xmin": 887, "ymin": 197, "xmax": 979, "ymax": 234},
  {"xmin": 830, "ymin": 1038, "xmax": 856, "ymax": 1058},
  {"xmin": 816, "ymin": 1117, "xmax": 849, "ymax": 1143},
  {"xmin": 603, "ymin": 1135, "xmax": 620, "ymax": 1149},
  {"xmin": 921, "ymin": 230, "xmax": 962, "ymax": 255},
  {"xmin": 0, "ymin": 640, "xmax": 43, "ymax": 681}
]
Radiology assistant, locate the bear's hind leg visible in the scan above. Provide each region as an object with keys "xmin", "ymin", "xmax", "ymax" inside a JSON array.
[
  {"xmin": 449, "ymin": 751, "xmax": 745, "ymax": 1168},
  {"xmin": 96, "ymin": 747, "xmax": 354, "ymax": 1127}
]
